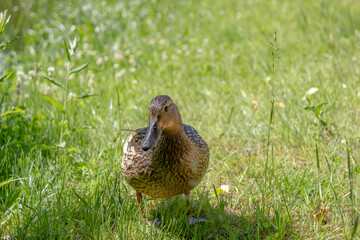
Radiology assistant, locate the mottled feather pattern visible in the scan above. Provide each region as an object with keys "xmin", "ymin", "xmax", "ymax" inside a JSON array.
[{"xmin": 121, "ymin": 124, "xmax": 209, "ymax": 198}]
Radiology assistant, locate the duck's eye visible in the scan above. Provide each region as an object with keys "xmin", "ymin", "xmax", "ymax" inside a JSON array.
[{"xmin": 164, "ymin": 106, "xmax": 169, "ymax": 112}]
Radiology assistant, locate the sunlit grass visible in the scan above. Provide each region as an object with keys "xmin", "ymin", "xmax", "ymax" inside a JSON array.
[{"xmin": 1, "ymin": 0, "xmax": 359, "ymax": 239}]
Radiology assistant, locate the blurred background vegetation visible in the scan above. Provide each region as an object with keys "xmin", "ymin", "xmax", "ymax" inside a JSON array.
[{"xmin": 0, "ymin": 0, "xmax": 359, "ymax": 238}]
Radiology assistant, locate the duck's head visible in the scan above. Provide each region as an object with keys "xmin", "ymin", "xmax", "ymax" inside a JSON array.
[{"xmin": 141, "ymin": 95, "xmax": 182, "ymax": 151}]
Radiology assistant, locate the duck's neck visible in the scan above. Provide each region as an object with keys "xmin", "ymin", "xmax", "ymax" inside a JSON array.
[{"xmin": 155, "ymin": 126, "xmax": 192, "ymax": 156}]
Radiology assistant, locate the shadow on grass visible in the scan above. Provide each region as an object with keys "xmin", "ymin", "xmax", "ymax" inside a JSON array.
[{"xmin": 144, "ymin": 193, "xmax": 287, "ymax": 239}]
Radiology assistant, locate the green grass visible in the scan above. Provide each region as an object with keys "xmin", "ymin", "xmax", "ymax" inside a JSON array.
[{"xmin": 1, "ymin": 0, "xmax": 359, "ymax": 239}]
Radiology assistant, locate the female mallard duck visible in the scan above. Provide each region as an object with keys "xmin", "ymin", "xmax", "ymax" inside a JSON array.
[{"xmin": 121, "ymin": 95, "xmax": 209, "ymax": 215}]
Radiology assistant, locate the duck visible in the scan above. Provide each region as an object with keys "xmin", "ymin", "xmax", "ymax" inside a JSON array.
[{"xmin": 121, "ymin": 95, "xmax": 209, "ymax": 217}]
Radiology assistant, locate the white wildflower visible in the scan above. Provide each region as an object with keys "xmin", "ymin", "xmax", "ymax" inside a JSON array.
[
  {"xmin": 76, "ymin": 51, "xmax": 83, "ymax": 59},
  {"xmin": 88, "ymin": 79, "xmax": 94, "ymax": 87},
  {"xmin": 114, "ymin": 52, "xmax": 124, "ymax": 61},
  {"xmin": 17, "ymin": 71, "xmax": 24, "ymax": 80},
  {"xmin": 79, "ymin": 75, "xmax": 84, "ymax": 84},
  {"xmin": 68, "ymin": 92, "xmax": 76, "ymax": 100},
  {"xmin": 83, "ymin": 43, "xmax": 90, "ymax": 51},
  {"xmin": 306, "ymin": 87, "xmax": 319, "ymax": 96},
  {"xmin": 43, "ymin": 85, "xmax": 52, "ymax": 95},
  {"xmin": 129, "ymin": 57, "xmax": 136, "ymax": 65},
  {"xmin": 47, "ymin": 67, "xmax": 55, "ymax": 76},
  {"xmin": 161, "ymin": 51, "xmax": 168, "ymax": 61},
  {"xmin": 115, "ymin": 69, "xmax": 126, "ymax": 79},
  {"xmin": 28, "ymin": 70, "xmax": 36, "ymax": 77},
  {"xmin": 96, "ymin": 57, "xmax": 103, "ymax": 65}
]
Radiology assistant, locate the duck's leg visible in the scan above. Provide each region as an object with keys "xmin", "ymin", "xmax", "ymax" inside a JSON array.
[
  {"xmin": 185, "ymin": 193, "xmax": 208, "ymax": 226},
  {"xmin": 136, "ymin": 192, "xmax": 144, "ymax": 216},
  {"xmin": 136, "ymin": 192, "xmax": 161, "ymax": 226},
  {"xmin": 185, "ymin": 193, "xmax": 192, "ymax": 215}
]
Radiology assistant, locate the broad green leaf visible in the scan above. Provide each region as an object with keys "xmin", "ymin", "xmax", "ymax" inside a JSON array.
[
  {"xmin": 0, "ymin": 72, "xmax": 14, "ymax": 84},
  {"xmin": 315, "ymin": 102, "xmax": 327, "ymax": 110},
  {"xmin": 67, "ymin": 93, "xmax": 97, "ymax": 102},
  {"xmin": 69, "ymin": 63, "xmax": 88, "ymax": 75},
  {"xmin": 263, "ymin": 222, "xmax": 271, "ymax": 228},
  {"xmin": 67, "ymin": 147, "xmax": 78, "ymax": 153},
  {"xmin": 304, "ymin": 106, "xmax": 314, "ymax": 111},
  {"xmin": 73, "ymin": 162, "xmax": 88, "ymax": 169},
  {"xmin": 0, "ymin": 106, "xmax": 28, "ymax": 117},
  {"xmin": 319, "ymin": 119, "xmax": 328, "ymax": 127},
  {"xmin": 43, "ymin": 95, "xmax": 64, "ymax": 111},
  {"xmin": 42, "ymin": 75, "xmax": 65, "ymax": 89}
]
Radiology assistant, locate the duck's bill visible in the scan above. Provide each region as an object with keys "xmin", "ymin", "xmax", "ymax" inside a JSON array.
[{"xmin": 140, "ymin": 120, "xmax": 160, "ymax": 151}]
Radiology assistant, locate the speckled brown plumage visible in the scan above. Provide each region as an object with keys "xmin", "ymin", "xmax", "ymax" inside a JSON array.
[{"xmin": 121, "ymin": 95, "xmax": 209, "ymax": 200}]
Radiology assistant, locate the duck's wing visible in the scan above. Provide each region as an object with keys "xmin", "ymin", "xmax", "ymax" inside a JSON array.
[
  {"xmin": 183, "ymin": 124, "xmax": 209, "ymax": 150},
  {"xmin": 121, "ymin": 127, "xmax": 152, "ymax": 176}
]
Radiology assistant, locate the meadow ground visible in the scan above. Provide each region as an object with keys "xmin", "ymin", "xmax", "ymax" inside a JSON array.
[{"xmin": 0, "ymin": 0, "xmax": 359, "ymax": 239}]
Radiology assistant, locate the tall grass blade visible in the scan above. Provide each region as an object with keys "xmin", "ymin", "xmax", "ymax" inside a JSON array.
[
  {"xmin": 347, "ymin": 141, "xmax": 354, "ymax": 222},
  {"xmin": 64, "ymin": 39, "xmax": 71, "ymax": 61},
  {"xmin": 315, "ymin": 144, "xmax": 320, "ymax": 169},
  {"xmin": 42, "ymin": 76, "xmax": 65, "ymax": 89},
  {"xmin": 0, "ymin": 36, "xmax": 19, "ymax": 50},
  {"xmin": 69, "ymin": 63, "xmax": 88, "ymax": 75},
  {"xmin": 43, "ymin": 95, "xmax": 64, "ymax": 111},
  {"xmin": 67, "ymin": 93, "xmax": 98, "ymax": 102},
  {"xmin": 351, "ymin": 215, "xmax": 359, "ymax": 240},
  {"xmin": 0, "ymin": 177, "xmax": 13, "ymax": 187}
]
